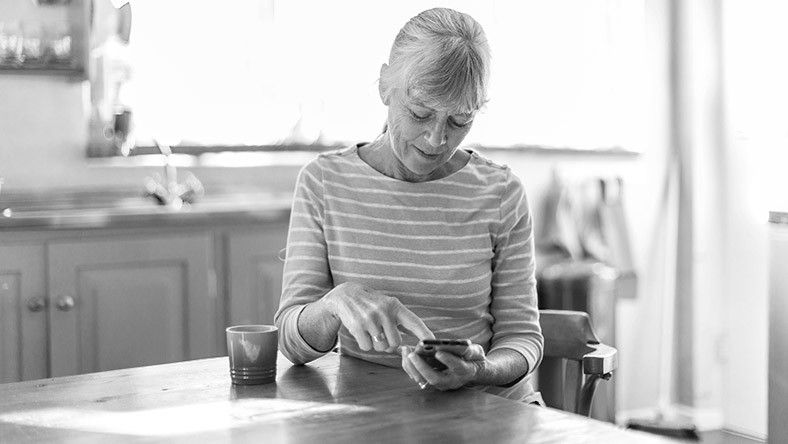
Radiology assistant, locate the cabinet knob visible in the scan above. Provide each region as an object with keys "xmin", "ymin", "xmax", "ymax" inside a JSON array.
[
  {"xmin": 55, "ymin": 295, "xmax": 76, "ymax": 312},
  {"xmin": 27, "ymin": 297, "xmax": 47, "ymax": 313}
]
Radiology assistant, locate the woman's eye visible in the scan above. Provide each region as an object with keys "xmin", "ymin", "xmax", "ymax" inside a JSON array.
[
  {"xmin": 450, "ymin": 118, "xmax": 472, "ymax": 128},
  {"xmin": 410, "ymin": 110, "xmax": 430, "ymax": 121}
]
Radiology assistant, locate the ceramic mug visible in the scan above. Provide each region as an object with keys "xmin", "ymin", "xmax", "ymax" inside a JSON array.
[{"xmin": 226, "ymin": 325, "xmax": 278, "ymax": 385}]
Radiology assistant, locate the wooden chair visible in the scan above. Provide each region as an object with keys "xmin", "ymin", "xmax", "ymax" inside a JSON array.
[{"xmin": 538, "ymin": 309, "xmax": 618, "ymax": 417}]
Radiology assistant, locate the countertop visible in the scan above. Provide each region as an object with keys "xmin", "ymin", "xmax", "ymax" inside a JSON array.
[
  {"xmin": 0, "ymin": 188, "xmax": 293, "ymax": 230},
  {"xmin": 0, "ymin": 352, "xmax": 671, "ymax": 444}
]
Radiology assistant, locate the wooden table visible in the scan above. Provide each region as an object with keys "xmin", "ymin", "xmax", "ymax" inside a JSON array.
[{"xmin": 0, "ymin": 353, "xmax": 671, "ymax": 443}]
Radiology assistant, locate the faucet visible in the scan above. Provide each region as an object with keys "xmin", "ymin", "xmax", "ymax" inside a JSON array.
[{"xmin": 144, "ymin": 140, "xmax": 204, "ymax": 207}]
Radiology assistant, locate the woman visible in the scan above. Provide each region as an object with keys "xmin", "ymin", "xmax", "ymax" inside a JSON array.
[{"xmin": 275, "ymin": 7, "xmax": 543, "ymax": 403}]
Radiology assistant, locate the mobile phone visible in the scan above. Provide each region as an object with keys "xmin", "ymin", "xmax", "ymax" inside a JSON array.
[{"xmin": 414, "ymin": 339, "xmax": 472, "ymax": 371}]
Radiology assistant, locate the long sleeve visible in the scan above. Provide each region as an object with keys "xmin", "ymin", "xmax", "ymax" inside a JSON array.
[
  {"xmin": 488, "ymin": 170, "xmax": 543, "ymax": 375},
  {"xmin": 274, "ymin": 159, "xmax": 334, "ymax": 364}
]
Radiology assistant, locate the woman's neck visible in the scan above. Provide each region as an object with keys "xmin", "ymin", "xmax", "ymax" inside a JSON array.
[{"xmin": 358, "ymin": 137, "xmax": 470, "ymax": 182}]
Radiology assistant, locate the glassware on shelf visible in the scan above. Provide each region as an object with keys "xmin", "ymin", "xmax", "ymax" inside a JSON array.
[
  {"xmin": 0, "ymin": 21, "xmax": 24, "ymax": 67},
  {"xmin": 46, "ymin": 22, "xmax": 73, "ymax": 67},
  {"xmin": 0, "ymin": 20, "xmax": 74, "ymax": 70},
  {"xmin": 21, "ymin": 21, "xmax": 44, "ymax": 67}
]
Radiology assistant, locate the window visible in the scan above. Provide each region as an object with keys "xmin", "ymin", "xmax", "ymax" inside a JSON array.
[{"xmin": 88, "ymin": 0, "xmax": 645, "ymax": 157}]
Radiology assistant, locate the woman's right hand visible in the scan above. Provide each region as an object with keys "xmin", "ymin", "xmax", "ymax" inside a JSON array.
[{"xmin": 323, "ymin": 282, "xmax": 434, "ymax": 353}]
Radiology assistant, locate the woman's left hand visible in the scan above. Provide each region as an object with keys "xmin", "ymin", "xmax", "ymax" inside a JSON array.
[{"xmin": 400, "ymin": 343, "xmax": 487, "ymax": 391}]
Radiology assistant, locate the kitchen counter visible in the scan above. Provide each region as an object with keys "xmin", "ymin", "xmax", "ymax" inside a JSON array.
[
  {"xmin": 0, "ymin": 189, "xmax": 293, "ymax": 230},
  {"xmin": 0, "ymin": 352, "xmax": 672, "ymax": 444},
  {"xmin": 0, "ymin": 188, "xmax": 291, "ymax": 385}
]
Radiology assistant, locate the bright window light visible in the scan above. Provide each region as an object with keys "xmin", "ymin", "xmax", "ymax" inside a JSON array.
[{"xmin": 116, "ymin": 0, "xmax": 645, "ymax": 152}]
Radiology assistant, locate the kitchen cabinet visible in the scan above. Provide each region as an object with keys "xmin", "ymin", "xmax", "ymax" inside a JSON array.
[
  {"xmin": 47, "ymin": 233, "xmax": 217, "ymax": 377},
  {"xmin": 226, "ymin": 223, "xmax": 288, "ymax": 327},
  {"xmin": 0, "ymin": 216, "xmax": 291, "ymax": 383},
  {"xmin": 0, "ymin": 244, "xmax": 47, "ymax": 384}
]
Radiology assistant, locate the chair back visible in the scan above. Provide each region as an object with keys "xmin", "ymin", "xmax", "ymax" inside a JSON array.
[{"xmin": 538, "ymin": 309, "xmax": 618, "ymax": 417}]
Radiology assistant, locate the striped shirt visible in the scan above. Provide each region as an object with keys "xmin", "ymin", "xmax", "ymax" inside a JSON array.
[{"xmin": 274, "ymin": 143, "xmax": 543, "ymax": 401}]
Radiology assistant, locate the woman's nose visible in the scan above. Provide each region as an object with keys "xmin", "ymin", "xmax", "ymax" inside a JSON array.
[{"xmin": 425, "ymin": 121, "xmax": 448, "ymax": 147}]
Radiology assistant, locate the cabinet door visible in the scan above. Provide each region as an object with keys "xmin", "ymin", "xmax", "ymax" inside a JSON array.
[
  {"xmin": 0, "ymin": 244, "xmax": 47, "ymax": 383},
  {"xmin": 48, "ymin": 234, "xmax": 217, "ymax": 377},
  {"xmin": 227, "ymin": 224, "xmax": 288, "ymax": 327}
]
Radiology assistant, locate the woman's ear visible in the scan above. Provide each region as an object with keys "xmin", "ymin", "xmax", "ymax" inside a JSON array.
[{"xmin": 378, "ymin": 63, "xmax": 390, "ymax": 106}]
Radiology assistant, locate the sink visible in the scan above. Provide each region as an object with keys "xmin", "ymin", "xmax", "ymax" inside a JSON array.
[
  {"xmin": 0, "ymin": 191, "xmax": 293, "ymax": 229},
  {"xmin": 2, "ymin": 197, "xmax": 158, "ymax": 218}
]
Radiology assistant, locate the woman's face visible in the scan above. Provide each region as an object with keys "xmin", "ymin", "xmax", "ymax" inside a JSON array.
[{"xmin": 383, "ymin": 88, "xmax": 475, "ymax": 180}]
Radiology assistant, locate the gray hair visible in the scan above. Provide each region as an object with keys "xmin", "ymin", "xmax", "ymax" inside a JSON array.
[{"xmin": 380, "ymin": 7, "xmax": 491, "ymax": 114}]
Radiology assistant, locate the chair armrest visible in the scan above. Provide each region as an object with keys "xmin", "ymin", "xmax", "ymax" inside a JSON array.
[{"xmin": 582, "ymin": 342, "xmax": 618, "ymax": 375}]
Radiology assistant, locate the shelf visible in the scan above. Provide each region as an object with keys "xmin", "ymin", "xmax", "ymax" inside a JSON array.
[{"xmin": 0, "ymin": 65, "xmax": 85, "ymax": 77}]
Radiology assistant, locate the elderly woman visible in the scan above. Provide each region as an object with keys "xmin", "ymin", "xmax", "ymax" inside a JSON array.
[{"xmin": 275, "ymin": 7, "xmax": 543, "ymax": 403}]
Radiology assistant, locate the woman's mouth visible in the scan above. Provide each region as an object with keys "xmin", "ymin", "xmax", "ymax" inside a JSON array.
[{"xmin": 413, "ymin": 146, "xmax": 439, "ymax": 159}]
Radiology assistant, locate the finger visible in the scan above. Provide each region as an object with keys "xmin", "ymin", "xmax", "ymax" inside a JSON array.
[
  {"xmin": 400, "ymin": 346, "xmax": 423, "ymax": 384},
  {"xmin": 369, "ymin": 330, "xmax": 388, "ymax": 352},
  {"xmin": 436, "ymin": 351, "xmax": 480, "ymax": 389},
  {"xmin": 347, "ymin": 325, "xmax": 373, "ymax": 351},
  {"xmin": 381, "ymin": 321, "xmax": 402, "ymax": 353},
  {"xmin": 435, "ymin": 351, "xmax": 466, "ymax": 371},
  {"xmin": 394, "ymin": 305, "xmax": 435, "ymax": 340},
  {"xmin": 462, "ymin": 344, "xmax": 485, "ymax": 361},
  {"xmin": 408, "ymin": 351, "xmax": 443, "ymax": 386}
]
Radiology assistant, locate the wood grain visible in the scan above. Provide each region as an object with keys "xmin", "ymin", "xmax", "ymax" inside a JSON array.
[{"xmin": 0, "ymin": 353, "xmax": 671, "ymax": 443}]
